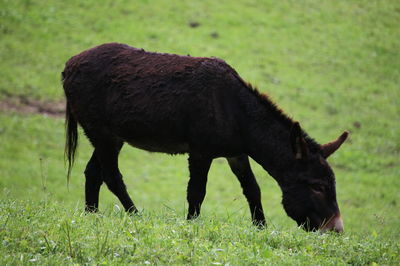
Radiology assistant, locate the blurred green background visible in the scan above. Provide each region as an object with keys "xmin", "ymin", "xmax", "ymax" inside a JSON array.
[{"xmin": 0, "ymin": 0, "xmax": 399, "ymax": 264}]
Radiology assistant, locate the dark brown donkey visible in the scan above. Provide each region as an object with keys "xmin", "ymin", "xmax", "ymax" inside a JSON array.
[{"xmin": 62, "ymin": 43, "xmax": 348, "ymax": 232}]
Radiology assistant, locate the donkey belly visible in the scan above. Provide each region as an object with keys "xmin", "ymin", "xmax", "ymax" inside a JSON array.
[
  {"xmin": 125, "ymin": 138, "xmax": 189, "ymax": 154},
  {"xmin": 113, "ymin": 117, "xmax": 191, "ymax": 154}
]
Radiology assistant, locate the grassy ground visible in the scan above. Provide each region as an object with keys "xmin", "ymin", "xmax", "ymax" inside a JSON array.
[
  {"xmin": 1, "ymin": 0, "xmax": 399, "ymax": 264},
  {"xmin": 1, "ymin": 199, "xmax": 398, "ymax": 265}
]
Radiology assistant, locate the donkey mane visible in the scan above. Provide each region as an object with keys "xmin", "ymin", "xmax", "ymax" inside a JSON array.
[{"xmin": 233, "ymin": 73, "xmax": 321, "ymax": 153}]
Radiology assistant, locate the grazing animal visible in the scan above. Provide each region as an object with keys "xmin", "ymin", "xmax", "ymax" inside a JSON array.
[{"xmin": 62, "ymin": 43, "xmax": 348, "ymax": 232}]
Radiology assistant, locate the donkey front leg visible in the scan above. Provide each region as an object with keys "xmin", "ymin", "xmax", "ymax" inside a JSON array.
[
  {"xmin": 227, "ymin": 155, "xmax": 266, "ymax": 227},
  {"xmin": 186, "ymin": 154, "xmax": 212, "ymax": 220}
]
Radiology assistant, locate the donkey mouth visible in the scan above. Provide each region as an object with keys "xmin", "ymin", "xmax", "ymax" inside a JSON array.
[{"xmin": 320, "ymin": 214, "xmax": 344, "ymax": 233}]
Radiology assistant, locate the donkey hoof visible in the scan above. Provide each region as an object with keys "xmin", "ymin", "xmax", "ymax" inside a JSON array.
[
  {"xmin": 253, "ymin": 220, "xmax": 267, "ymax": 229},
  {"xmin": 85, "ymin": 205, "xmax": 99, "ymax": 213}
]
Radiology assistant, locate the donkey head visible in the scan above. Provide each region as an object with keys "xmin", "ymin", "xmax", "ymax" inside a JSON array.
[{"xmin": 281, "ymin": 122, "xmax": 348, "ymax": 232}]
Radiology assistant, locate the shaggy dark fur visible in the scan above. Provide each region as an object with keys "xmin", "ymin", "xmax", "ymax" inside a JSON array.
[{"xmin": 62, "ymin": 43, "xmax": 348, "ymax": 231}]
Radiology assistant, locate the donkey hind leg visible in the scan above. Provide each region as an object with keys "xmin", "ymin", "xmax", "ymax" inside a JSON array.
[
  {"xmin": 227, "ymin": 155, "xmax": 266, "ymax": 227},
  {"xmin": 84, "ymin": 151, "xmax": 103, "ymax": 212},
  {"xmin": 186, "ymin": 154, "xmax": 212, "ymax": 220},
  {"xmin": 95, "ymin": 139, "xmax": 137, "ymax": 213}
]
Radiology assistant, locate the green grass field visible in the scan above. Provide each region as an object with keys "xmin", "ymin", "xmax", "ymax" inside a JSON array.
[{"xmin": 1, "ymin": 0, "xmax": 399, "ymax": 264}]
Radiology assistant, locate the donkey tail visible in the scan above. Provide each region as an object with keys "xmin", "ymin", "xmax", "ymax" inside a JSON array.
[{"xmin": 65, "ymin": 101, "xmax": 78, "ymax": 184}]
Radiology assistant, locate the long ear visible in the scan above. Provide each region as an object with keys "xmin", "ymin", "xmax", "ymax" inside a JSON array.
[
  {"xmin": 321, "ymin": 131, "xmax": 349, "ymax": 158},
  {"xmin": 290, "ymin": 122, "xmax": 309, "ymax": 160}
]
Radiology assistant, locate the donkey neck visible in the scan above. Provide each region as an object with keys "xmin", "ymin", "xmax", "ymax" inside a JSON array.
[
  {"xmin": 237, "ymin": 85, "xmax": 318, "ymax": 182},
  {"xmin": 245, "ymin": 108, "xmax": 295, "ymax": 179}
]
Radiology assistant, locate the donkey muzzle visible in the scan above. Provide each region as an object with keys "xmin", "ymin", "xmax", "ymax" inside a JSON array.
[{"xmin": 321, "ymin": 214, "xmax": 344, "ymax": 233}]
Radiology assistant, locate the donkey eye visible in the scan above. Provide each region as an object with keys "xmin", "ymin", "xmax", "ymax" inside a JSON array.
[{"xmin": 310, "ymin": 184, "xmax": 325, "ymax": 193}]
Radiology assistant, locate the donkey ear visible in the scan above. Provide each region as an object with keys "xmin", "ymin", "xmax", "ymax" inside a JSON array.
[
  {"xmin": 290, "ymin": 122, "xmax": 309, "ymax": 160},
  {"xmin": 321, "ymin": 131, "xmax": 349, "ymax": 158}
]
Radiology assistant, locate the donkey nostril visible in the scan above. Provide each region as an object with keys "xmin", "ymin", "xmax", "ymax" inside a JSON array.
[
  {"xmin": 333, "ymin": 216, "xmax": 344, "ymax": 233},
  {"xmin": 321, "ymin": 215, "xmax": 344, "ymax": 233}
]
